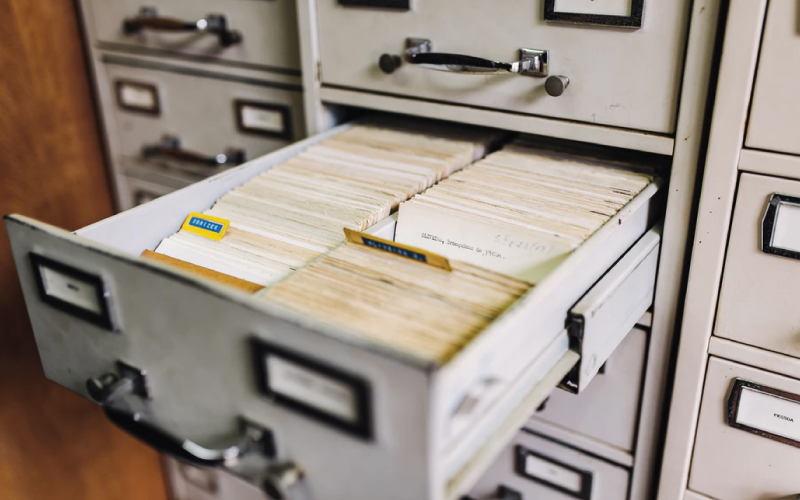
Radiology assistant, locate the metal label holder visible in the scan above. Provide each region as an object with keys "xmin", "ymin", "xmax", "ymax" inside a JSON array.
[{"xmin": 727, "ymin": 378, "xmax": 800, "ymax": 448}]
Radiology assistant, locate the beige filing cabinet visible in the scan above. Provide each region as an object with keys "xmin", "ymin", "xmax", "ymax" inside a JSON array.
[
  {"xmin": 5, "ymin": 0, "xmax": 727, "ymax": 499},
  {"xmin": 77, "ymin": 0, "xmax": 306, "ymax": 211},
  {"xmin": 660, "ymin": 1, "xmax": 800, "ymax": 499}
]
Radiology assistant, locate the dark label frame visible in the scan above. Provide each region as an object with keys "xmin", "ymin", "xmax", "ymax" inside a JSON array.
[
  {"xmin": 515, "ymin": 445, "xmax": 593, "ymax": 499},
  {"xmin": 29, "ymin": 253, "xmax": 115, "ymax": 331},
  {"xmin": 234, "ymin": 100, "xmax": 293, "ymax": 140},
  {"xmin": 543, "ymin": 0, "xmax": 644, "ymax": 28},
  {"xmin": 252, "ymin": 338, "xmax": 373, "ymax": 440},
  {"xmin": 115, "ymin": 79, "xmax": 161, "ymax": 115},
  {"xmin": 727, "ymin": 378, "xmax": 800, "ymax": 448}
]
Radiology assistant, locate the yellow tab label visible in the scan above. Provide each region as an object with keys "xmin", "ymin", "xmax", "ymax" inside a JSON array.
[
  {"xmin": 344, "ymin": 228, "xmax": 452, "ymax": 271},
  {"xmin": 180, "ymin": 212, "xmax": 230, "ymax": 241}
]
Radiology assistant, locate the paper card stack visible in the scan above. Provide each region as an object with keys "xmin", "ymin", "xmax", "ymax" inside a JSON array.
[
  {"xmin": 153, "ymin": 120, "xmax": 501, "ymax": 287},
  {"xmin": 257, "ymin": 243, "xmax": 531, "ymax": 363},
  {"xmin": 394, "ymin": 139, "xmax": 656, "ymax": 284}
]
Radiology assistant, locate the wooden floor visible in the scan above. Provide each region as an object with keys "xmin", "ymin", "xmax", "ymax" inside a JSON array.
[{"xmin": 0, "ymin": 1, "xmax": 168, "ymax": 498}]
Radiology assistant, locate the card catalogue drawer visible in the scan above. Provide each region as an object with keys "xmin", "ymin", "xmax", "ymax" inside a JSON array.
[
  {"xmin": 746, "ymin": 0, "xmax": 800, "ymax": 156},
  {"xmin": 716, "ymin": 173, "xmax": 800, "ymax": 359},
  {"xmin": 316, "ymin": 0, "xmax": 691, "ymax": 134},
  {"xmin": 105, "ymin": 63, "xmax": 304, "ymax": 195},
  {"xmin": 689, "ymin": 357, "xmax": 800, "ymax": 500},
  {"xmin": 84, "ymin": 0, "xmax": 300, "ymax": 72},
  {"xmin": 466, "ymin": 430, "xmax": 630, "ymax": 500},
  {"xmin": 5, "ymin": 123, "xmax": 660, "ymax": 500},
  {"xmin": 530, "ymin": 326, "xmax": 647, "ymax": 454}
]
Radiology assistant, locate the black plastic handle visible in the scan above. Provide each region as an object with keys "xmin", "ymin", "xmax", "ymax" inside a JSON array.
[
  {"xmin": 142, "ymin": 140, "xmax": 245, "ymax": 168},
  {"xmin": 123, "ymin": 12, "xmax": 243, "ymax": 47},
  {"xmin": 406, "ymin": 52, "xmax": 514, "ymax": 73},
  {"xmin": 104, "ymin": 406, "xmax": 246, "ymax": 467}
]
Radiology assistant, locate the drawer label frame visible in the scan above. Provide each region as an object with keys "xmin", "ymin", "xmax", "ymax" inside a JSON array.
[
  {"xmin": 29, "ymin": 253, "xmax": 115, "ymax": 331},
  {"xmin": 515, "ymin": 445, "xmax": 593, "ymax": 499},
  {"xmin": 115, "ymin": 79, "xmax": 161, "ymax": 115},
  {"xmin": 544, "ymin": 0, "xmax": 644, "ymax": 28},
  {"xmin": 252, "ymin": 338, "xmax": 373, "ymax": 440},
  {"xmin": 761, "ymin": 193, "xmax": 800, "ymax": 260},
  {"xmin": 727, "ymin": 378, "xmax": 800, "ymax": 448},
  {"xmin": 234, "ymin": 100, "xmax": 293, "ymax": 140}
]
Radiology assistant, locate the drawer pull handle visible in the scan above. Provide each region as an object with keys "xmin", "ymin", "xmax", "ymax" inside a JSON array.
[
  {"xmin": 379, "ymin": 38, "xmax": 548, "ymax": 77},
  {"xmin": 545, "ymin": 75, "xmax": 570, "ymax": 97},
  {"xmin": 87, "ymin": 366, "xmax": 274, "ymax": 468},
  {"xmin": 123, "ymin": 7, "xmax": 243, "ymax": 47},
  {"xmin": 142, "ymin": 135, "xmax": 246, "ymax": 168}
]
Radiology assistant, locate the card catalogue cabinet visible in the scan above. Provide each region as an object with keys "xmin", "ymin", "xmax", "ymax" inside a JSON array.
[{"xmin": 12, "ymin": 0, "xmax": 726, "ymax": 498}]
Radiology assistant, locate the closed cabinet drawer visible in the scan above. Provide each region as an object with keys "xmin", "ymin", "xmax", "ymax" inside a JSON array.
[
  {"xmin": 467, "ymin": 430, "xmax": 630, "ymax": 500},
  {"xmin": 86, "ymin": 0, "xmax": 300, "ymax": 72},
  {"xmin": 746, "ymin": 0, "xmax": 800, "ymax": 156},
  {"xmin": 716, "ymin": 173, "xmax": 800, "ymax": 358},
  {"xmin": 530, "ymin": 326, "xmax": 647, "ymax": 453},
  {"xmin": 5, "ymin": 123, "xmax": 660, "ymax": 500},
  {"xmin": 124, "ymin": 175, "xmax": 181, "ymax": 207},
  {"xmin": 689, "ymin": 357, "xmax": 800, "ymax": 499},
  {"xmin": 106, "ymin": 63, "xmax": 304, "ymax": 185},
  {"xmin": 316, "ymin": 0, "xmax": 691, "ymax": 133}
]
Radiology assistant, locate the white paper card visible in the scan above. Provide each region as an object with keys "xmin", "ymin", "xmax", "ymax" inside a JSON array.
[
  {"xmin": 525, "ymin": 454, "xmax": 584, "ymax": 492},
  {"xmin": 395, "ymin": 202, "xmax": 573, "ymax": 283},
  {"xmin": 772, "ymin": 202, "xmax": 800, "ymax": 253},
  {"xmin": 266, "ymin": 354, "xmax": 358, "ymax": 423},
  {"xmin": 241, "ymin": 105, "xmax": 285, "ymax": 134},
  {"xmin": 736, "ymin": 387, "xmax": 800, "ymax": 442},
  {"xmin": 40, "ymin": 266, "xmax": 103, "ymax": 315},
  {"xmin": 553, "ymin": 0, "xmax": 632, "ymax": 16},
  {"xmin": 120, "ymin": 84, "xmax": 157, "ymax": 110}
]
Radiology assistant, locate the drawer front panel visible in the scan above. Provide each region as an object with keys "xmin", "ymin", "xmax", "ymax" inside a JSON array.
[
  {"xmin": 746, "ymin": 0, "xmax": 800, "ymax": 155},
  {"xmin": 530, "ymin": 327, "xmax": 647, "ymax": 453},
  {"xmin": 316, "ymin": 0, "xmax": 691, "ymax": 133},
  {"xmin": 468, "ymin": 431, "xmax": 630, "ymax": 500},
  {"xmin": 689, "ymin": 357, "xmax": 800, "ymax": 499},
  {"xmin": 716, "ymin": 173, "xmax": 800, "ymax": 358},
  {"xmin": 87, "ymin": 0, "xmax": 300, "ymax": 71},
  {"xmin": 106, "ymin": 63, "xmax": 304, "ymax": 182}
]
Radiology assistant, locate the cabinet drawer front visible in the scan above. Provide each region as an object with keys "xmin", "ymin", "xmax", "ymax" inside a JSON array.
[
  {"xmin": 746, "ymin": 0, "xmax": 800, "ymax": 156},
  {"xmin": 166, "ymin": 458, "xmax": 264, "ymax": 500},
  {"xmin": 316, "ymin": 0, "xmax": 690, "ymax": 133},
  {"xmin": 689, "ymin": 357, "xmax": 800, "ymax": 499},
  {"xmin": 106, "ymin": 62, "xmax": 304, "ymax": 182},
  {"xmin": 716, "ymin": 173, "xmax": 800, "ymax": 358},
  {"xmin": 87, "ymin": 0, "xmax": 300, "ymax": 72},
  {"xmin": 468, "ymin": 431, "xmax": 629, "ymax": 500},
  {"xmin": 530, "ymin": 327, "xmax": 647, "ymax": 453}
]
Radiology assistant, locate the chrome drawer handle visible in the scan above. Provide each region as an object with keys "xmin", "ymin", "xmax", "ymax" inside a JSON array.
[
  {"xmin": 123, "ymin": 7, "xmax": 243, "ymax": 47},
  {"xmin": 87, "ymin": 366, "xmax": 271, "ymax": 468},
  {"xmin": 142, "ymin": 135, "xmax": 246, "ymax": 168},
  {"xmin": 379, "ymin": 38, "xmax": 548, "ymax": 77}
]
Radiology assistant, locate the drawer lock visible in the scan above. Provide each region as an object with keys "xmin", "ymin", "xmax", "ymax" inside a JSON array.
[{"xmin": 379, "ymin": 38, "xmax": 548, "ymax": 77}]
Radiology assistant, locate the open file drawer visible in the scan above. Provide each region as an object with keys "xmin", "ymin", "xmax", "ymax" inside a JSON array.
[{"xmin": 5, "ymin": 124, "xmax": 661, "ymax": 500}]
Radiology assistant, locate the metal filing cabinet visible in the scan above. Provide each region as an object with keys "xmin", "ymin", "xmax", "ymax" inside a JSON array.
[
  {"xmin": 77, "ymin": 0, "xmax": 305, "ymax": 210},
  {"xmin": 6, "ymin": 0, "xmax": 727, "ymax": 498},
  {"xmin": 660, "ymin": 1, "xmax": 800, "ymax": 498}
]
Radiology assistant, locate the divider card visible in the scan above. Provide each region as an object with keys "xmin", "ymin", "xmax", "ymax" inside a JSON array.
[{"xmin": 395, "ymin": 201, "xmax": 573, "ymax": 284}]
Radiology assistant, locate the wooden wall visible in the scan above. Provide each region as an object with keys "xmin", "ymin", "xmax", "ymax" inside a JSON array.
[{"xmin": 0, "ymin": 1, "xmax": 168, "ymax": 498}]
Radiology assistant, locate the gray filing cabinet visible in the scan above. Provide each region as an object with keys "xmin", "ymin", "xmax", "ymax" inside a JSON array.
[
  {"xmin": 7, "ymin": 0, "xmax": 726, "ymax": 499},
  {"xmin": 77, "ymin": 0, "xmax": 305, "ymax": 210}
]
